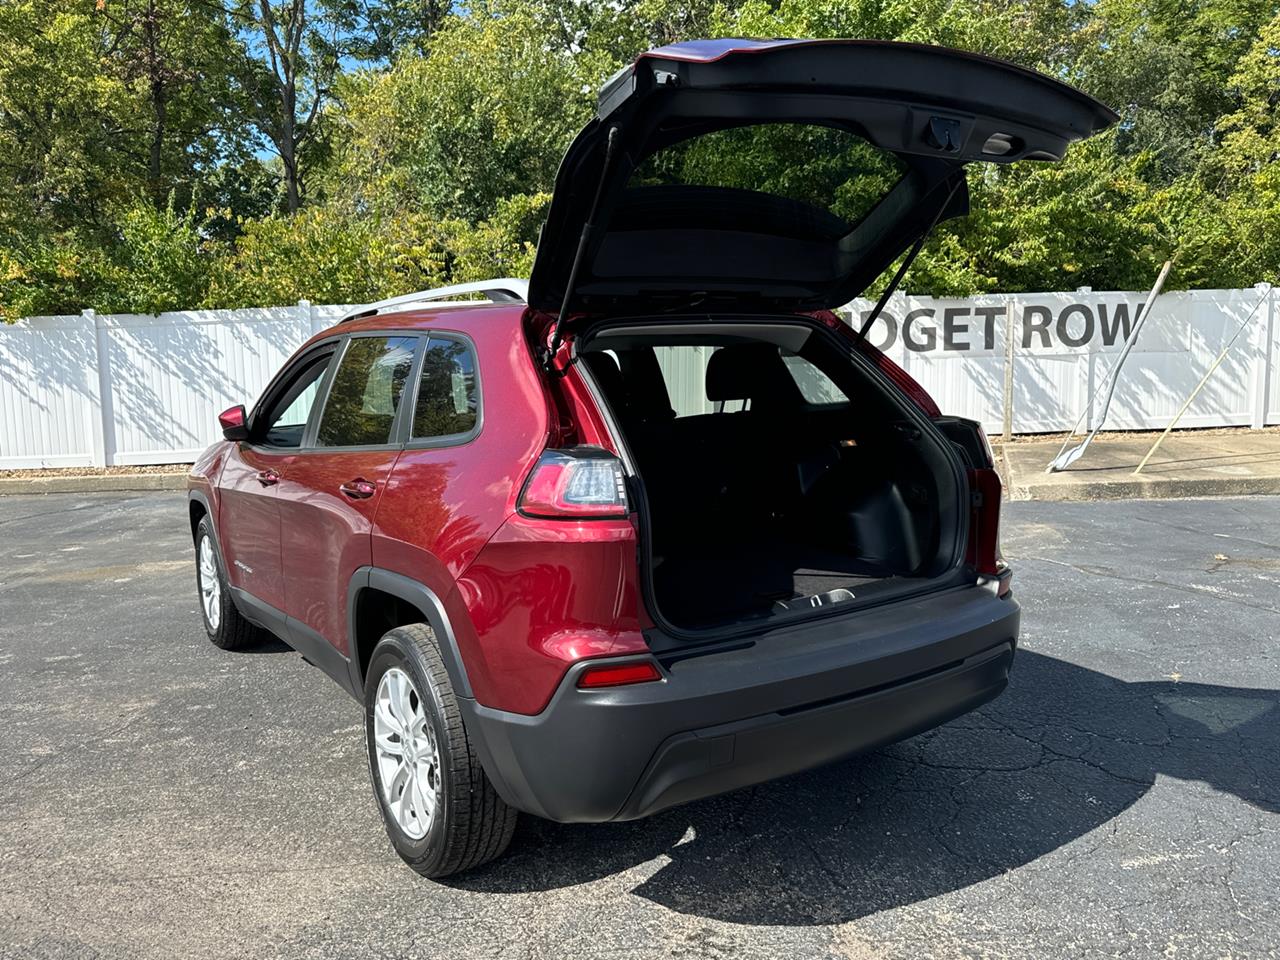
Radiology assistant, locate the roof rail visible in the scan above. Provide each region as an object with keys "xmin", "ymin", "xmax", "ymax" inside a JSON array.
[{"xmin": 339, "ymin": 278, "xmax": 529, "ymax": 323}]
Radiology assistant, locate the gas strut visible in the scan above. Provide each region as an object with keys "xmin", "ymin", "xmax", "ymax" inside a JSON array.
[
  {"xmin": 546, "ymin": 125, "xmax": 622, "ymax": 369},
  {"xmin": 856, "ymin": 176, "xmax": 963, "ymax": 340}
]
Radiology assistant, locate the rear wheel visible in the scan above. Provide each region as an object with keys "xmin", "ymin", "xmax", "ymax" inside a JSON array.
[
  {"xmin": 363, "ymin": 624, "xmax": 517, "ymax": 877},
  {"xmin": 194, "ymin": 516, "xmax": 264, "ymax": 650}
]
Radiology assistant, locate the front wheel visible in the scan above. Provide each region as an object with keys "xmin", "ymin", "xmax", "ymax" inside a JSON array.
[
  {"xmin": 194, "ymin": 516, "xmax": 264, "ymax": 651},
  {"xmin": 364, "ymin": 624, "xmax": 517, "ymax": 877}
]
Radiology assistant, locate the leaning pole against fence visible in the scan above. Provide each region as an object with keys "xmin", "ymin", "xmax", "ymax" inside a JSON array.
[
  {"xmin": 1133, "ymin": 280, "xmax": 1276, "ymax": 475},
  {"xmin": 1046, "ymin": 260, "xmax": 1173, "ymax": 473}
]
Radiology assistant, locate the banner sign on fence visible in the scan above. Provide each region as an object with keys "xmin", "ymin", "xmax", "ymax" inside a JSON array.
[{"xmin": 853, "ymin": 293, "xmax": 1192, "ymax": 356}]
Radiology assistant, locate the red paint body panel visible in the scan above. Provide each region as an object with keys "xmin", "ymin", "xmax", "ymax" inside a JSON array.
[
  {"xmin": 278, "ymin": 448, "xmax": 401, "ymax": 655},
  {"xmin": 455, "ymin": 513, "xmax": 649, "ymax": 714},
  {"xmin": 216, "ymin": 445, "xmax": 290, "ymax": 608},
  {"xmin": 191, "ymin": 300, "xmax": 954, "ymax": 717}
]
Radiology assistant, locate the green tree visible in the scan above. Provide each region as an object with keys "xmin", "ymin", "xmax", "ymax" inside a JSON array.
[
  {"xmin": 1180, "ymin": 9, "xmax": 1280, "ymax": 285},
  {"xmin": 6, "ymin": 0, "xmax": 1280, "ymax": 319},
  {"xmin": 101, "ymin": 197, "xmax": 215, "ymax": 313},
  {"xmin": 0, "ymin": 2, "xmax": 142, "ymax": 233},
  {"xmin": 323, "ymin": 8, "xmax": 591, "ymax": 222},
  {"xmin": 95, "ymin": 0, "xmax": 248, "ymax": 207},
  {"xmin": 356, "ymin": 0, "xmax": 452, "ymax": 60},
  {"xmin": 234, "ymin": 0, "xmax": 359, "ymax": 211},
  {"xmin": 1082, "ymin": 0, "xmax": 1275, "ymax": 178}
]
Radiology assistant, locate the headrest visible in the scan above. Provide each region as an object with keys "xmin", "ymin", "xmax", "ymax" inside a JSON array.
[
  {"xmin": 615, "ymin": 348, "xmax": 676, "ymax": 423},
  {"xmin": 581, "ymin": 351, "xmax": 626, "ymax": 402},
  {"xmin": 705, "ymin": 343, "xmax": 793, "ymax": 403}
]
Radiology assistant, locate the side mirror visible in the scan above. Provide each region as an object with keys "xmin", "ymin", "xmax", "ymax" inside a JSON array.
[{"xmin": 218, "ymin": 404, "xmax": 250, "ymax": 442}]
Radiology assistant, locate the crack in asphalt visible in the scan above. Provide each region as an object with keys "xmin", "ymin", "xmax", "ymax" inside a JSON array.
[
  {"xmin": 1022, "ymin": 555, "xmax": 1280, "ymax": 616},
  {"xmin": 4, "ymin": 494, "xmax": 1279, "ymax": 959},
  {"xmin": 1129, "ymin": 514, "xmax": 1280, "ymax": 553}
]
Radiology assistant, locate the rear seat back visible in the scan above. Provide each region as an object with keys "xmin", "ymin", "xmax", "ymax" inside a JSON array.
[{"xmin": 584, "ymin": 342, "xmax": 831, "ymax": 545}]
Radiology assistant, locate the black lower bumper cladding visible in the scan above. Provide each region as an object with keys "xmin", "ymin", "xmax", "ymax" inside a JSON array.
[{"xmin": 463, "ymin": 586, "xmax": 1020, "ymax": 823}]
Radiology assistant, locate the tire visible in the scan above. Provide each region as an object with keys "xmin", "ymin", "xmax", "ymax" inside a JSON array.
[
  {"xmin": 363, "ymin": 623, "xmax": 517, "ymax": 878},
  {"xmin": 194, "ymin": 515, "xmax": 264, "ymax": 651}
]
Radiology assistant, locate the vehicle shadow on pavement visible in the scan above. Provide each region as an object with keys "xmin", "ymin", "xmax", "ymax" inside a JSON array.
[
  {"xmin": 237, "ymin": 635, "xmax": 293, "ymax": 654},
  {"xmin": 448, "ymin": 650, "xmax": 1279, "ymax": 924}
]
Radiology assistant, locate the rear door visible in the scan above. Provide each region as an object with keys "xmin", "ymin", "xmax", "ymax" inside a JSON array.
[
  {"xmin": 277, "ymin": 333, "xmax": 420, "ymax": 657},
  {"xmin": 528, "ymin": 39, "xmax": 1117, "ymax": 317},
  {"xmin": 217, "ymin": 345, "xmax": 335, "ymax": 613}
]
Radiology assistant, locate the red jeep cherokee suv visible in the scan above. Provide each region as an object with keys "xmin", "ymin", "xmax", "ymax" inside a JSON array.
[{"xmin": 188, "ymin": 39, "xmax": 1114, "ymax": 876}]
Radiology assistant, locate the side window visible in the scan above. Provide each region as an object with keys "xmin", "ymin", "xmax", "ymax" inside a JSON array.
[
  {"xmin": 652, "ymin": 345, "xmax": 717, "ymax": 418},
  {"xmin": 412, "ymin": 337, "xmax": 479, "ymax": 440},
  {"xmin": 781, "ymin": 353, "xmax": 848, "ymax": 406},
  {"xmin": 258, "ymin": 351, "xmax": 333, "ymax": 448},
  {"xmin": 316, "ymin": 336, "xmax": 417, "ymax": 447}
]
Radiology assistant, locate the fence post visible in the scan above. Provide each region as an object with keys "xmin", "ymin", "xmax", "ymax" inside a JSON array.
[
  {"xmin": 300, "ymin": 299, "xmax": 321, "ymax": 336},
  {"xmin": 1250, "ymin": 283, "xmax": 1273, "ymax": 429},
  {"xmin": 1001, "ymin": 302, "xmax": 1015, "ymax": 441},
  {"xmin": 84, "ymin": 309, "xmax": 115, "ymax": 467},
  {"xmin": 1272, "ymin": 284, "xmax": 1279, "ymax": 426}
]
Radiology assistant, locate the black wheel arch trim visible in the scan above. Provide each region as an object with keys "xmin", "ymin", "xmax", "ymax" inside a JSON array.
[
  {"xmin": 187, "ymin": 489, "xmax": 243, "ymax": 621},
  {"xmin": 346, "ymin": 567, "xmax": 528, "ymax": 813},
  {"xmin": 346, "ymin": 567, "xmax": 475, "ymax": 701},
  {"xmin": 187, "ymin": 489, "xmax": 216, "ymax": 544}
]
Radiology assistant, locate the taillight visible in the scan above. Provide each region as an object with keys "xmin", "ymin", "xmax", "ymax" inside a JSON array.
[
  {"xmin": 518, "ymin": 447, "xmax": 629, "ymax": 519},
  {"xmin": 577, "ymin": 660, "xmax": 663, "ymax": 688},
  {"xmin": 968, "ymin": 465, "xmax": 1010, "ymax": 596},
  {"xmin": 968, "ymin": 468, "xmax": 1002, "ymax": 574}
]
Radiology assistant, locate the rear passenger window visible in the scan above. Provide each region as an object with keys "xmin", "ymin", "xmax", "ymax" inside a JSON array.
[
  {"xmin": 316, "ymin": 336, "xmax": 417, "ymax": 447},
  {"xmin": 412, "ymin": 337, "xmax": 479, "ymax": 440},
  {"xmin": 780, "ymin": 353, "xmax": 848, "ymax": 406}
]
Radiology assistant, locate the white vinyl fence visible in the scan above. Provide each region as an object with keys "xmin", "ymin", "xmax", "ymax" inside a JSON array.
[
  {"xmin": 0, "ymin": 302, "xmax": 349, "ymax": 469},
  {"xmin": 1, "ymin": 286, "xmax": 1277, "ymax": 469}
]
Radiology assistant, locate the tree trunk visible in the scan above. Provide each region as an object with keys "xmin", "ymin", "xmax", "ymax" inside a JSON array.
[
  {"xmin": 150, "ymin": 86, "xmax": 166, "ymax": 201},
  {"xmin": 145, "ymin": 0, "xmax": 165, "ymax": 205},
  {"xmin": 281, "ymin": 84, "xmax": 299, "ymax": 212}
]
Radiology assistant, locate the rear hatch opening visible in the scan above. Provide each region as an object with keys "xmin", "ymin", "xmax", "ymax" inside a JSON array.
[
  {"xmin": 576, "ymin": 316, "xmax": 972, "ymax": 637},
  {"xmin": 521, "ymin": 39, "xmax": 1103, "ymax": 641}
]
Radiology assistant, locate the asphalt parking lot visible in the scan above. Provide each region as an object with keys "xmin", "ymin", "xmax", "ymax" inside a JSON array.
[{"xmin": 1, "ymin": 493, "xmax": 1277, "ymax": 960}]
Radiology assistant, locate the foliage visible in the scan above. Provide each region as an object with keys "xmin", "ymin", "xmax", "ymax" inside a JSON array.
[
  {"xmin": 202, "ymin": 192, "xmax": 548, "ymax": 309},
  {"xmin": 2, "ymin": 0, "xmax": 1279, "ymax": 319},
  {"xmin": 0, "ymin": 230, "xmax": 115, "ymax": 322},
  {"xmin": 1, "ymin": 198, "xmax": 212, "ymax": 320},
  {"xmin": 0, "ymin": 2, "xmax": 145, "ymax": 233},
  {"xmin": 323, "ymin": 9, "xmax": 590, "ymax": 221}
]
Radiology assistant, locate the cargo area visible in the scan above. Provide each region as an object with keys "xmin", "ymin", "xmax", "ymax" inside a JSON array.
[{"xmin": 579, "ymin": 320, "xmax": 967, "ymax": 632}]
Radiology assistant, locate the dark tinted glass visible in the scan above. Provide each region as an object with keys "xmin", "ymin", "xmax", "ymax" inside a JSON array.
[
  {"xmin": 316, "ymin": 336, "xmax": 416, "ymax": 447},
  {"xmin": 628, "ymin": 123, "xmax": 907, "ymax": 226},
  {"xmin": 412, "ymin": 337, "xmax": 478, "ymax": 439}
]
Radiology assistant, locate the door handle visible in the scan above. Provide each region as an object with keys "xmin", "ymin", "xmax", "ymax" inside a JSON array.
[
  {"xmin": 339, "ymin": 478, "xmax": 377, "ymax": 499},
  {"xmin": 256, "ymin": 468, "xmax": 281, "ymax": 486}
]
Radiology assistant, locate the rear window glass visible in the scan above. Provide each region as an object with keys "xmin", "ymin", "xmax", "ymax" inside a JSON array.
[
  {"xmin": 781, "ymin": 353, "xmax": 847, "ymax": 406},
  {"xmin": 651, "ymin": 345, "xmax": 716, "ymax": 418},
  {"xmin": 412, "ymin": 337, "xmax": 479, "ymax": 440},
  {"xmin": 650, "ymin": 344, "xmax": 848, "ymax": 418},
  {"xmin": 628, "ymin": 122, "xmax": 908, "ymax": 226}
]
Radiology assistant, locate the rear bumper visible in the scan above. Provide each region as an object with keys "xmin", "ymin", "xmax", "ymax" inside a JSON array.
[{"xmin": 463, "ymin": 586, "xmax": 1019, "ymax": 823}]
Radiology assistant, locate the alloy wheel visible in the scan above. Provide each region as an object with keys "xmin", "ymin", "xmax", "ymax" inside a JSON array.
[
  {"xmin": 373, "ymin": 667, "xmax": 441, "ymax": 840},
  {"xmin": 198, "ymin": 536, "xmax": 221, "ymax": 630}
]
